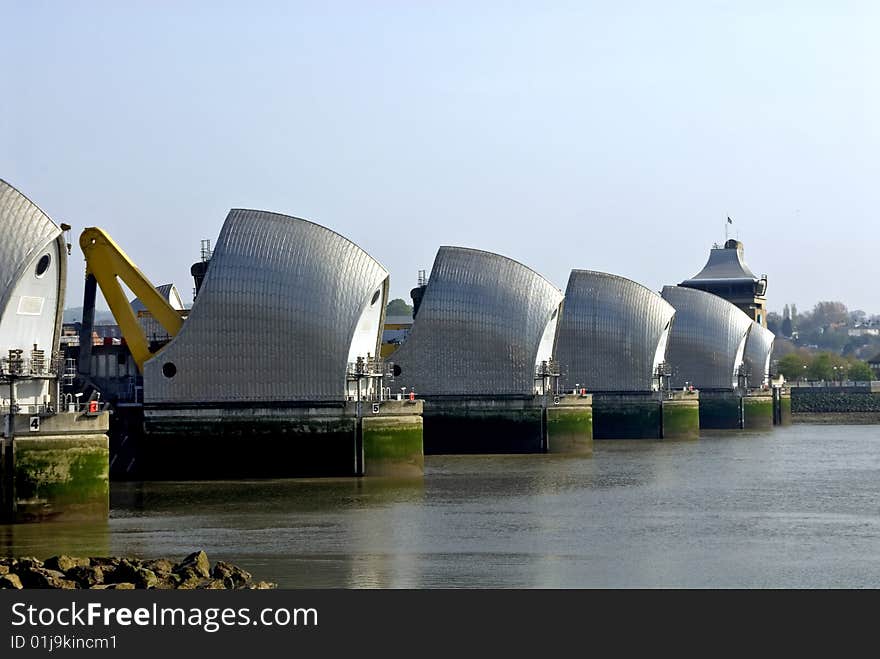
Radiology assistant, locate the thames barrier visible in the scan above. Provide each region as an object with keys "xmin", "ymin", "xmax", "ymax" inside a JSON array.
[{"xmin": 1, "ymin": 177, "xmax": 793, "ymax": 523}]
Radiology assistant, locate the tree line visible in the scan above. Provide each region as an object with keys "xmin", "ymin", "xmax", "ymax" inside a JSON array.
[{"xmin": 776, "ymin": 351, "xmax": 874, "ymax": 382}]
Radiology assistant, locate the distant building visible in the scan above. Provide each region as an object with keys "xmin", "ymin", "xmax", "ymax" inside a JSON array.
[
  {"xmin": 680, "ymin": 239, "xmax": 768, "ymax": 328},
  {"xmin": 848, "ymin": 325, "xmax": 880, "ymax": 338},
  {"xmin": 381, "ymin": 314, "xmax": 413, "ymax": 359},
  {"xmin": 60, "ymin": 322, "xmax": 123, "ymax": 346},
  {"xmin": 130, "ymin": 283, "xmax": 186, "ymax": 343}
]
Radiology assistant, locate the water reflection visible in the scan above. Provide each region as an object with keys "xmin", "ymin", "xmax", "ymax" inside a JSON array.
[
  {"xmin": 3, "ymin": 426, "xmax": 880, "ymax": 587},
  {"xmin": 0, "ymin": 520, "xmax": 110, "ymax": 559}
]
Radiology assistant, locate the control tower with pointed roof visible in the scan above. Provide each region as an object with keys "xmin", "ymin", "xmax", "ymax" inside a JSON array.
[{"xmin": 679, "ymin": 239, "xmax": 768, "ymax": 328}]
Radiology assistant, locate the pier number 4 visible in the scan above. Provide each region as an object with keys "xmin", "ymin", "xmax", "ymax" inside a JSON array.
[{"xmin": 29, "ymin": 416, "xmax": 40, "ymax": 432}]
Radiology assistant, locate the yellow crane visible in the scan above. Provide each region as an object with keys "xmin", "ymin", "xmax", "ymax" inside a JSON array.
[{"xmin": 79, "ymin": 228, "xmax": 185, "ymax": 372}]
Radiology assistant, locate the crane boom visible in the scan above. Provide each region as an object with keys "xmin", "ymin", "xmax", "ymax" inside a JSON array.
[{"xmin": 79, "ymin": 227, "xmax": 184, "ymax": 372}]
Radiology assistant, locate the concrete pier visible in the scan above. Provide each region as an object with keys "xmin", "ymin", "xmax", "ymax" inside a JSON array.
[
  {"xmin": 591, "ymin": 391, "xmax": 699, "ymax": 440},
  {"xmin": 774, "ymin": 389, "xmax": 792, "ymax": 425},
  {"xmin": 140, "ymin": 400, "xmax": 423, "ymax": 479},
  {"xmin": 697, "ymin": 391, "xmax": 743, "ymax": 429},
  {"xmin": 743, "ymin": 391, "xmax": 774, "ymax": 430},
  {"xmin": 698, "ymin": 390, "xmax": 775, "ymax": 430},
  {"xmin": 661, "ymin": 391, "xmax": 701, "ymax": 439},
  {"xmin": 1, "ymin": 411, "xmax": 109, "ymax": 523},
  {"xmin": 421, "ymin": 394, "xmax": 592, "ymax": 455}
]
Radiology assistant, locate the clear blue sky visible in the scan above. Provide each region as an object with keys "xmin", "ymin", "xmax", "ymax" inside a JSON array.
[{"xmin": 2, "ymin": 1, "xmax": 878, "ymax": 314}]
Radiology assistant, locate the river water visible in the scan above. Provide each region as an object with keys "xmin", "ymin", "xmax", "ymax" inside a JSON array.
[{"xmin": 3, "ymin": 424, "xmax": 880, "ymax": 588}]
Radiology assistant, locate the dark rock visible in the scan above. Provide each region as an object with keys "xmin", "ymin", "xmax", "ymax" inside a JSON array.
[
  {"xmin": 107, "ymin": 560, "xmax": 157, "ymax": 588},
  {"xmin": 143, "ymin": 559, "xmax": 175, "ymax": 575},
  {"xmin": 152, "ymin": 577, "xmax": 177, "ymax": 590},
  {"xmin": 15, "ymin": 557, "xmax": 43, "ymax": 571},
  {"xmin": 212, "ymin": 561, "xmax": 252, "ymax": 588},
  {"xmin": 175, "ymin": 551, "xmax": 211, "ymax": 579},
  {"xmin": 5, "ymin": 553, "xmax": 264, "ymax": 590},
  {"xmin": 67, "ymin": 565, "xmax": 105, "ymax": 588},
  {"xmin": 175, "ymin": 567, "xmax": 204, "ymax": 585},
  {"xmin": 0, "ymin": 574, "xmax": 23, "ymax": 589},
  {"xmin": 44, "ymin": 555, "xmax": 90, "ymax": 573},
  {"xmin": 18, "ymin": 568, "xmax": 78, "ymax": 589},
  {"xmin": 134, "ymin": 568, "xmax": 158, "ymax": 589},
  {"xmin": 93, "ymin": 582, "xmax": 135, "ymax": 590}
]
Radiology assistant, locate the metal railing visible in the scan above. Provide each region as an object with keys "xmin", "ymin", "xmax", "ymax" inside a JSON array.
[
  {"xmin": 0, "ymin": 348, "xmax": 62, "ymax": 378},
  {"xmin": 0, "ymin": 402, "xmax": 56, "ymax": 415}
]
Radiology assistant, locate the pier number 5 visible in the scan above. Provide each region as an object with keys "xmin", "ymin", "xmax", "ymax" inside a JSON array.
[{"xmin": 29, "ymin": 416, "xmax": 40, "ymax": 432}]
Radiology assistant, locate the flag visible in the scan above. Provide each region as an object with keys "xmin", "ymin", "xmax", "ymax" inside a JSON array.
[{"xmin": 727, "ymin": 217, "xmax": 733, "ymax": 224}]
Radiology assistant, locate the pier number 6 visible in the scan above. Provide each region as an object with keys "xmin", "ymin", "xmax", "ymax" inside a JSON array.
[{"xmin": 29, "ymin": 416, "xmax": 40, "ymax": 432}]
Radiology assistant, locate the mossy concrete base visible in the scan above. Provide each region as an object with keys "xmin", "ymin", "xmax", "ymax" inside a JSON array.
[
  {"xmin": 661, "ymin": 395, "xmax": 700, "ymax": 440},
  {"xmin": 362, "ymin": 413, "xmax": 424, "ymax": 478},
  {"xmin": 2, "ymin": 412, "xmax": 109, "ymax": 523},
  {"xmin": 546, "ymin": 399, "xmax": 593, "ymax": 455},
  {"xmin": 423, "ymin": 395, "xmax": 592, "ymax": 455},
  {"xmin": 142, "ymin": 401, "xmax": 424, "ymax": 479},
  {"xmin": 698, "ymin": 392, "xmax": 743, "ymax": 430},
  {"xmin": 743, "ymin": 393, "xmax": 774, "ymax": 430}
]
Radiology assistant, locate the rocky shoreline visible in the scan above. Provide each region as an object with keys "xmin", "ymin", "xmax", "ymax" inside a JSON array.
[{"xmin": 0, "ymin": 551, "xmax": 276, "ymax": 590}]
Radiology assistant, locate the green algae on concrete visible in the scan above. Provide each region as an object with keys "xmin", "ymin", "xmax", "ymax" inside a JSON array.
[
  {"xmin": 421, "ymin": 395, "xmax": 592, "ymax": 454},
  {"xmin": 362, "ymin": 415, "xmax": 424, "ymax": 477},
  {"xmin": 2, "ymin": 411, "xmax": 110, "ymax": 523},
  {"xmin": 143, "ymin": 401, "xmax": 425, "ymax": 478},
  {"xmin": 743, "ymin": 394, "xmax": 774, "ymax": 430},
  {"xmin": 546, "ymin": 404, "xmax": 593, "ymax": 455},
  {"xmin": 778, "ymin": 393, "xmax": 792, "ymax": 425},
  {"xmin": 661, "ymin": 398, "xmax": 700, "ymax": 440},
  {"xmin": 11, "ymin": 435, "xmax": 109, "ymax": 522}
]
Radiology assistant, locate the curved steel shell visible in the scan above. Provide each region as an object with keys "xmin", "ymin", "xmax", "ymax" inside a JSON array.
[
  {"xmin": 391, "ymin": 247, "xmax": 563, "ymax": 396},
  {"xmin": 661, "ymin": 285, "xmax": 753, "ymax": 390},
  {"xmin": 743, "ymin": 322, "xmax": 774, "ymax": 387},
  {"xmin": 556, "ymin": 270, "xmax": 675, "ymax": 392},
  {"xmin": 0, "ymin": 179, "xmax": 67, "ymax": 356},
  {"xmin": 0, "ymin": 179, "xmax": 64, "ymax": 318},
  {"xmin": 144, "ymin": 209, "xmax": 389, "ymax": 404}
]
